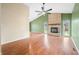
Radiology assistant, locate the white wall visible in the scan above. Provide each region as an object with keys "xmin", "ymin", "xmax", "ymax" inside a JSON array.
[
  {"xmin": 1, "ymin": 3, "xmax": 29, "ymax": 44},
  {"xmin": 0, "ymin": 4, "xmax": 1, "ymax": 42},
  {"xmin": 0, "ymin": 3, "xmax": 1, "ymax": 54}
]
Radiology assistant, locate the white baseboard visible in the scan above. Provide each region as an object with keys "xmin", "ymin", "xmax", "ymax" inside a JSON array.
[
  {"xmin": 1, "ymin": 36, "xmax": 29, "ymax": 45},
  {"xmin": 71, "ymin": 37, "xmax": 79, "ymax": 54}
]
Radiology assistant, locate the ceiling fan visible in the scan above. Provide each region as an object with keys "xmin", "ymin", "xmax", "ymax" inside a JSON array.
[{"xmin": 35, "ymin": 3, "xmax": 52, "ymax": 15}]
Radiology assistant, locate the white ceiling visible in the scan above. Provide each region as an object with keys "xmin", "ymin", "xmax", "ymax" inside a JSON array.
[{"xmin": 26, "ymin": 3, "xmax": 75, "ymax": 21}]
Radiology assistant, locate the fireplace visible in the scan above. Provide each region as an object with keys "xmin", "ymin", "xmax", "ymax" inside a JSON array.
[
  {"xmin": 50, "ymin": 27, "xmax": 59, "ymax": 33},
  {"xmin": 48, "ymin": 25, "xmax": 61, "ymax": 36}
]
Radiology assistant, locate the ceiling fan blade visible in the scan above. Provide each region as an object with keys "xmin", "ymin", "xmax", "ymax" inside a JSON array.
[
  {"xmin": 46, "ymin": 8, "xmax": 52, "ymax": 11},
  {"xmin": 44, "ymin": 11, "xmax": 51, "ymax": 14},
  {"xmin": 47, "ymin": 12, "xmax": 51, "ymax": 14},
  {"xmin": 35, "ymin": 11, "xmax": 42, "ymax": 12}
]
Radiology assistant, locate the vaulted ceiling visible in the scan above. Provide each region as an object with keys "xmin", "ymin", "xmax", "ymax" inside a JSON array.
[{"xmin": 26, "ymin": 3, "xmax": 75, "ymax": 21}]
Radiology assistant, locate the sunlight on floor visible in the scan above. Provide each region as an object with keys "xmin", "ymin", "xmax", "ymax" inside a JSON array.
[
  {"xmin": 63, "ymin": 37, "xmax": 69, "ymax": 45},
  {"xmin": 62, "ymin": 37, "xmax": 70, "ymax": 53},
  {"xmin": 44, "ymin": 34, "xmax": 49, "ymax": 48}
]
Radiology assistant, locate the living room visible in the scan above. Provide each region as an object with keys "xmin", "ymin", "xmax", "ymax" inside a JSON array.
[{"xmin": 0, "ymin": 3, "xmax": 79, "ymax": 55}]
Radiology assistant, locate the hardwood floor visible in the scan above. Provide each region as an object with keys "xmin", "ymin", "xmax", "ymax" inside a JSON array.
[
  {"xmin": 2, "ymin": 39, "xmax": 29, "ymax": 55},
  {"xmin": 1, "ymin": 33, "xmax": 78, "ymax": 55}
]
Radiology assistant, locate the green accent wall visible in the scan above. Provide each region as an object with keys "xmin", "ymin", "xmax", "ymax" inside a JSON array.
[
  {"xmin": 72, "ymin": 3, "xmax": 79, "ymax": 49},
  {"xmin": 61, "ymin": 14, "xmax": 72, "ymax": 36},
  {"xmin": 30, "ymin": 14, "xmax": 48, "ymax": 33}
]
